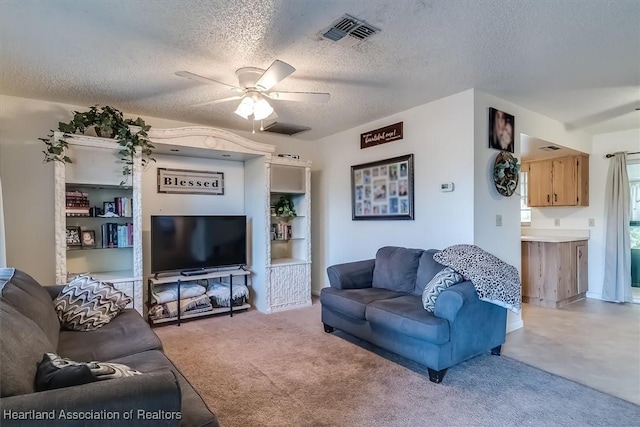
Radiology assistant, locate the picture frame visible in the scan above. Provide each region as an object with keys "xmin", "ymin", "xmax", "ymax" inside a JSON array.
[
  {"xmin": 488, "ymin": 107, "xmax": 515, "ymax": 153},
  {"xmin": 81, "ymin": 230, "xmax": 96, "ymax": 248},
  {"xmin": 66, "ymin": 226, "xmax": 82, "ymax": 247},
  {"xmin": 103, "ymin": 201, "xmax": 116, "ymax": 215},
  {"xmin": 351, "ymin": 154, "xmax": 415, "ymax": 220}
]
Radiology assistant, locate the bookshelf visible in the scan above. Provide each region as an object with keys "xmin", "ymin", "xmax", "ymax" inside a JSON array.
[
  {"xmin": 267, "ymin": 159, "xmax": 312, "ymax": 312},
  {"xmin": 54, "ymin": 133, "xmax": 143, "ymax": 313}
]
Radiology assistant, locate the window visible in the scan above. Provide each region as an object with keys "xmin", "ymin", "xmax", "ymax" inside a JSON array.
[{"xmin": 520, "ymin": 172, "xmax": 531, "ymax": 225}]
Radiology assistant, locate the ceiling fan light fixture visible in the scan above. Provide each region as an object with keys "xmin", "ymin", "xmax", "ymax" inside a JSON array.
[
  {"xmin": 253, "ymin": 97, "xmax": 274, "ymax": 120},
  {"xmin": 234, "ymin": 97, "xmax": 254, "ymax": 119}
]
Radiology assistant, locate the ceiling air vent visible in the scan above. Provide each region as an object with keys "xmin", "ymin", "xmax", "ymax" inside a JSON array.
[
  {"xmin": 322, "ymin": 14, "xmax": 379, "ymax": 43},
  {"xmin": 539, "ymin": 145, "xmax": 561, "ymax": 151},
  {"xmin": 262, "ymin": 122, "xmax": 311, "ymax": 136}
]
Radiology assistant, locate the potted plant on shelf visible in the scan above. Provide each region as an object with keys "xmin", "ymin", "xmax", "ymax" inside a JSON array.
[
  {"xmin": 274, "ymin": 195, "xmax": 297, "ymax": 218},
  {"xmin": 40, "ymin": 105, "xmax": 155, "ymax": 184}
]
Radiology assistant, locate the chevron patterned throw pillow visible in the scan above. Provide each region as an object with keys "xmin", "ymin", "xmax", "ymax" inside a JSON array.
[
  {"xmin": 422, "ymin": 267, "xmax": 463, "ymax": 312},
  {"xmin": 54, "ymin": 276, "xmax": 132, "ymax": 331}
]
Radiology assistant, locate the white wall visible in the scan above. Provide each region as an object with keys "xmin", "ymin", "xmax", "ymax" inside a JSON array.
[
  {"xmin": 587, "ymin": 129, "xmax": 640, "ymax": 298},
  {"xmin": 0, "ymin": 94, "xmax": 315, "ymax": 284},
  {"xmin": 312, "ymin": 90, "xmax": 476, "ymax": 294}
]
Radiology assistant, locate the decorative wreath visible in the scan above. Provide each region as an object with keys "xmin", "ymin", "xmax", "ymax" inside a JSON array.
[{"xmin": 493, "ymin": 152, "xmax": 520, "ymax": 197}]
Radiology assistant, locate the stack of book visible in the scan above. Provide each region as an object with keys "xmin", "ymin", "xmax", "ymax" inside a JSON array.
[
  {"xmin": 66, "ymin": 191, "xmax": 90, "ymax": 216},
  {"xmin": 101, "ymin": 223, "xmax": 134, "ymax": 248},
  {"xmin": 113, "ymin": 197, "xmax": 133, "ymax": 217},
  {"xmin": 271, "ymin": 223, "xmax": 292, "ymax": 240}
]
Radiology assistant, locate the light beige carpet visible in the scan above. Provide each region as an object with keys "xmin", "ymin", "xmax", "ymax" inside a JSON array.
[{"xmin": 156, "ymin": 300, "xmax": 639, "ymax": 427}]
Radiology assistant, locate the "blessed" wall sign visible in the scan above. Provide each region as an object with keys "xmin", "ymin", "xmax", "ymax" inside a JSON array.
[{"xmin": 157, "ymin": 168, "xmax": 225, "ymax": 195}]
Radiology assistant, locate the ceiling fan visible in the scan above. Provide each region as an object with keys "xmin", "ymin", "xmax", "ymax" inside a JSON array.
[{"xmin": 176, "ymin": 60, "xmax": 330, "ymax": 123}]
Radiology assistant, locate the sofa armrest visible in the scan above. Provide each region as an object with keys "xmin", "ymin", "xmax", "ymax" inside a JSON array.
[
  {"xmin": 433, "ymin": 281, "xmax": 477, "ymax": 322},
  {"xmin": 326, "ymin": 259, "xmax": 375, "ymax": 289},
  {"xmin": 0, "ymin": 371, "xmax": 181, "ymax": 427},
  {"xmin": 44, "ymin": 285, "xmax": 66, "ymax": 300}
]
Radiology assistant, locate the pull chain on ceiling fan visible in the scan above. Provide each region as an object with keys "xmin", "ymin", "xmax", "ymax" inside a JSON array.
[{"xmin": 176, "ymin": 60, "xmax": 330, "ymax": 126}]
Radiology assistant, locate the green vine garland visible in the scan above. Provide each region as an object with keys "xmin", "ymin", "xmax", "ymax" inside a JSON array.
[{"xmin": 40, "ymin": 105, "xmax": 155, "ymax": 184}]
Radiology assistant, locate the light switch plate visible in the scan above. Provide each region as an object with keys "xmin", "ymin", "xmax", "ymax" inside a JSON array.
[
  {"xmin": 554, "ymin": 218, "xmax": 560, "ymax": 226},
  {"xmin": 440, "ymin": 182, "xmax": 454, "ymax": 192},
  {"xmin": 589, "ymin": 218, "xmax": 595, "ymax": 227},
  {"xmin": 496, "ymin": 214, "xmax": 502, "ymax": 227}
]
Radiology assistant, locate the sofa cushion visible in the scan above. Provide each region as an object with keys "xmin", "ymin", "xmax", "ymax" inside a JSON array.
[
  {"xmin": 0, "ymin": 302, "xmax": 56, "ymax": 397},
  {"xmin": 57, "ymin": 309, "xmax": 163, "ymax": 362},
  {"xmin": 110, "ymin": 350, "xmax": 218, "ymax": 427},
  {"xmin": 372, "ymin": 246, "xmax": 423, "ymax": 293},
  {"xmin": 0, "ymin": 268, "xmax": 60, "ymax": 349},
  {"xmin": 413, "ymin": 249, "xmax": 446, "ymax": 296},
  {"xmin": 422, "ymin": 267, "xmax": 464, "ymax": 312},
  {"xmin": 320, "ymin": 287, "xmax": 406, "ymax": 320},
  {"xmin": 54, "ymin": 275, "xmax": 132, "ymax": 331},
  {"xmin": 366, "ymin": 295, "xmax": 450, "ymax": 344}
]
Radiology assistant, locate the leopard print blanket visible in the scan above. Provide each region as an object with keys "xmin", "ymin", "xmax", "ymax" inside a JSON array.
[{"xmin": 433, "ymin": 244, "xmax": 521, "ymax": 314}]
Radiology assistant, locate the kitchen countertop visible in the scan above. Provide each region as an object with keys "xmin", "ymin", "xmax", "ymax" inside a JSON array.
[{"xmin": 521, "ymin": 236, "xmax": 589, "ymax": 243}]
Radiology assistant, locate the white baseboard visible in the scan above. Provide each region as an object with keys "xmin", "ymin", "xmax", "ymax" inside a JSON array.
[{"xmin": 507, "ymin": 319, "xmax": 524, "ymax": 333}]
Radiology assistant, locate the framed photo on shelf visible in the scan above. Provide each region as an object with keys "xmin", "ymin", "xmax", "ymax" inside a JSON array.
[
  {"xmin": 66, "ymin": 226, "xmax": 82, "ymax": 247},
  {"xmin": 103, "ymin": 201, "xmax": 116, "ymax": 215},
  {"xmin": 351, "ymin": 154, "xmax": 415, "ymax": 220},
  {"xmin": 81, "ymin": 230, "xmax": 96, "ymax": 248}
]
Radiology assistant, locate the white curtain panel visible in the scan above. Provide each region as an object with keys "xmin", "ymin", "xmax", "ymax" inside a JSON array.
[
  {"xmin": 602, "ymin": 153, "xmax": 631, "ymax": 303},
  {"xmin": 0, "ymin": 177, "xmax": 5, "ymax": 268}
]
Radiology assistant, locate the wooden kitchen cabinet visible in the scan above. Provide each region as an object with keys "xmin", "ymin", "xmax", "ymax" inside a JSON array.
[
  {"xmin": 524, "ymin": 155, "xmax": 589, "ymax": 207},
  {"xmin": 521, "ymin": 240, "xmax": 588, "ymax": 308}
]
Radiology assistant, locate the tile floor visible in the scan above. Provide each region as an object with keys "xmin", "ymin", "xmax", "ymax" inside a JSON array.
[{"xmin": 503, "ymin": 298, "xmax": 640, "ymax": 405}]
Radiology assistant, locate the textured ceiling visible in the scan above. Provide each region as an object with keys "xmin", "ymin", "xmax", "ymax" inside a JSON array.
[{"xmin": 1, "ymin": 0, "xmax": 639, "ymax": 142}]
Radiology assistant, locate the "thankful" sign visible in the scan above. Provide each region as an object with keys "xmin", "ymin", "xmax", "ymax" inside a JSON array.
[{"xmin": 360, "ymin": 122, "xmax": 403, "ymax": 149}]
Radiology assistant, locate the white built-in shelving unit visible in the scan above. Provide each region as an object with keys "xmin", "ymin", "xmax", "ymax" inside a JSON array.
[
  {"xmin": 53, "ymin": 127, "xmax": 312, "ymax": 319},
  {"xmin": 267, "ymin": 159, "xmax": 312, "ymax": 311},
  {"xmin": 53, "ymin": 132, "xmax": 143, "ymax": 313}
]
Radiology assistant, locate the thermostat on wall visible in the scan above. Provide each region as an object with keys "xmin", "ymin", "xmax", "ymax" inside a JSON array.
[{"xmin": 440, "ymin": 182, "xmax": 454, "ymax": 192}]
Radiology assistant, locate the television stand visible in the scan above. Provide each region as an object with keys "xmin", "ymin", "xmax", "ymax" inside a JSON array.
[{"xmin": 147, "ymin": 269, "xmax": 251, "ymax": 326}]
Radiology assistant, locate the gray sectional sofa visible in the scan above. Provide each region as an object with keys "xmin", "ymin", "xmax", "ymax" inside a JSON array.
[
  {"xmin": 321, "ymin": 246, "xmax": 507, "ymax": 383},
  {"xmin": 0, "ymin": 268, "xmax": 218, "ymax": 427}
]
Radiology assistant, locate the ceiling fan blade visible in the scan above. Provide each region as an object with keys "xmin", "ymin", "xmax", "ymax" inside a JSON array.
[
  {"xmin": 255, "ymin": 60, "xmax": 296, "ymax": 91},
  {"xmin": 175, "ymin": 71, "xmax": 242, "ymax": 92},
  {"xmin": 191, "ymin": 95, "xmax": 244, "ymax": 107},
  {"xmin": 266, "ymin": 91, "xmax": 330, "ymax": 103}
]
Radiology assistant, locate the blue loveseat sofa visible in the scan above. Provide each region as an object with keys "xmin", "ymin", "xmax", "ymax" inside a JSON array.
[{"xmin": 320, "ymin": 246, "xmax": 507, "ymax": 383}]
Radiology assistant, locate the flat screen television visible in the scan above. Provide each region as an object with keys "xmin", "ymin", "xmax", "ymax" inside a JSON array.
[{"xmin": 151, "ymin": 215, "xmax": 247, "ymax": 274}]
